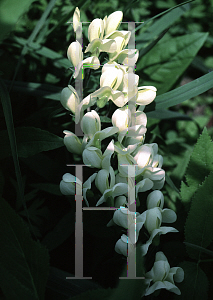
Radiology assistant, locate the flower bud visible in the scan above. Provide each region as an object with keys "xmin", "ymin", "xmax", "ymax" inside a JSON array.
[
  {"xmin": 73, "ymin": 7, "xmax": 80, "ymax": 32},
  {"xmin": 104, "ymin": 11, "xmax": 123, "ymax": 36},
  {"xmin": 60, "ymin": 85, "xmax": 80, "ymax": 114},
  {"xmin": 63, "ymin": 130, "xmax": 82, "ymax": 155},
  {"xmin": 115, "ymin": 234, "xmax": 134, "ymax": 257},
  {"xmin": 80, "ymin": 110, "xmax": 101, "ymax": 138},
  {"xmin": 60, "ymin": 173, "xmax": 82, "ymax": 195},
  {"xmin": 67, "ymin": 41, "xmax": 83, "ymax": 69},
  {"xmin": 88, "ymin": 18, "xmax": 104, "ymax": 42},
  {"xmin": 82, "ymin": 147, "xmax": 102, "ymax": 168}
]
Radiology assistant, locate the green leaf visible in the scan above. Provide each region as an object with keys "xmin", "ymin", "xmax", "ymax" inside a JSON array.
[
  {"xmin": 134, "ymin": 0, "xmax": 194, "ymax": 34},
  {"xmin": 13, "ymin": 37, "xmax": 71, "ymax": 69},
  {"xmin": 185, "ymin": 127, "xmax": 213, "ymax": 187},
  {"xmin": 136, "ymin": 2, "xmax": 190, "ymax": 50},
  {"xmin": 185, "ymin": 172, "xmax": 213, "ymax": 260},
  {"xmin": 184, "ymin": 242, "xmax": 213, "ymax": 257},
  {"xmin": 4, "ymin": 79, "xmax": 62, "ymax": 100},
  {"xmin": 180, "ymin": 128, "xmax": 213, "ymax": 206},
  {"xmin": 0, "ymin": 197, "xmax": 49, "ymax": 300},
  {"xmin": 42, "ymin": 211, "xmax": 75, "ymax": 251},
  {"xmin": 0, "ymin": 127, "xmax": 64, "ymax": 159},
  {"xmin": 174, "ymin": 261, "xmax": 208, "ymax": 300},
  {"xmin": 0, "ymin": 0, "xmax": 35, "ymax": 42},
  {"xmin": 46, "ymin": 266, "xmax": 101, "ymax": 300},
  {"xmin": 155, "ymin": 71, "xmax": 213, "ymax": 109},
  {"xmin": 165, "ymin": 174, "xmax": 179, "ymax": 193},
  {"xmin": 68, "ymin": 288, "xmax": 112, "ymax": 300},
  {"xmin": 146, "ymin": 109, "xmax": 191, "ymax": 120},
  {"xmin": 137, "ymin": 32, "xmax": 208, "ymax": 94},
  {"xmin": 30, "ymin": 183, "xmax": 62, "ymax": 196}
]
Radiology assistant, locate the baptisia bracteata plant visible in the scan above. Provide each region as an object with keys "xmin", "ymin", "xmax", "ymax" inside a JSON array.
[{"xmin": 59, "ymin": 7, "xmax": 184, "ymax": 297}]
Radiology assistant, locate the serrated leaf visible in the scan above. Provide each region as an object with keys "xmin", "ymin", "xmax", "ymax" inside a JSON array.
[
  {"xmin": 185, "ymin": 127, "xmax": 213, "ymax": 187},
  {"xmin": 137, "ymin": 32, "xmax": 208, "ymax": 94},
  {"xmin": 174, "ymin": 261, "xmax": 208, "ymax": 300},
  {"xmin": 180, "ymin": 127, "xmax": 213, "ymax": 206},
  {"xmin": 0, "ymin": 127, "xmax": 63, "ymax": 159},
  {"xmin": 155, "ymin": 71, "xmax": 213, "ymax": 109},
  {"xmin": 0, "ymin": 0, "xmax": 35, "ymax": 42},
  {"xmin": 185, "ymin": 172, "xmax": 213, "ymax": 260},
  {"xmin": 180, "ymin": 181, "xmax": 196, "ymax": 208},
  {"xmin": 0, "ymin": 197, "xmax": 49, "ymax": 300}
]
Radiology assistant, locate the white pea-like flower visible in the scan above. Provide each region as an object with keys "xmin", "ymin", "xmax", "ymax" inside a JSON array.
[
  {"xmin": 112, "ymin": 106, "xmax": 131, "ymax": 132},
  {"xmin": 80, "ymin": 110, "xmax": 101, "ymax": 139},
  {"xmin": 60, "ymin": 85, "xmax": 80, "ymax": 114},
  {"xmin": 144, "ymin": 252, "xmax": 184, "ymax": 296},
  {"xmin": 67, "ymin": 41, "xmax": 83, "ymax": 72},
  {"xmin": 60, "ymin": 173, "xmax": 82, "ymax": 196},
  {"xmin": 104, "ymin": 11, "xmax": 123, "ymax": 36},
  {"xmin": 82, "ymin": 147, "xmax": 103, "ymax": 169},
  {"xmin": 95, "ymin": 166, "xmax": 115, "ymax": 194},
  {"xmin": 115, "ymin": 234, "xmax": 134, "ymax": 257},
  {"xmin": 147, "ymin": 190, "xmax": 164, "ymax": 209},
  {"xmin": 88, "ymin": 18, "xmax": 104, "ymax": 42},
  {"xmin": 63, "ymin": 130, "xmax": 82, "ymax": 155},
  {"xmin": 140, "ymin": 207, "xmax": 178, "ymax": 256},
  {"xmin": 60, "ymin": 173, "xmax": 97, "ymax": 206},
  {"xmin": 136, "ymin": 86, "xmax": 157, "ymax": 105},
  {"xmin": 67, "ymin": 41, "xmax": 100, "ymax": 78}
]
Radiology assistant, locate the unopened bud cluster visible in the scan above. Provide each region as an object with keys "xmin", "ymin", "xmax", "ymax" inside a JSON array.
[{"xmin": 59, "ymin": 7, "xmax": 183, "ymax": 296}]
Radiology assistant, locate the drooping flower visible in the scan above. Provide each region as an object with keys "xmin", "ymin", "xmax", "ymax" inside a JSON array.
[
  {"xmin": 140, "ymin": 206, "xmax": 178, "ymax": 256},
  {"xmin": 144, "ymin": 252, "xmax": 184, "ymax": 296}
]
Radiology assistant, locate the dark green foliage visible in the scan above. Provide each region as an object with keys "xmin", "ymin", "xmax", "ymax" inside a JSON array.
[{"xmin": 0, "ymin": 197, "xmax": 49, "ymax": 300}]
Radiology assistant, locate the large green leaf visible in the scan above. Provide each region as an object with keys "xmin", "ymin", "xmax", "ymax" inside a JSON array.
[
  {"xmin": 4, "ymin": 79, "xmax": 62, "ymax": 100},
  {"xmin": 184, "ymin": 172, "xmax": 213, "ymax": 260},
  {"xmin": 174, "ymin": 261, "xmax": 208, "ymax": 300},
  {"xmin": 0, "ymin": 127, "xmax": 64, "ymax": 160},
  {"xmin": 13, "ymin": 37, "xmax": 71, "ymax": 69},
  {"xmin": 0, "ymin": 197, "xmax": 49, "ymax": 300},
  {"xmin": 136, "ymin": 2, "xmax": 190, "ymax": 50},
  {"xmin": 0, "ymin": 0, "xmax": 35, "ymax": 42},
  {"xmin": 137, "ymin": 32, "xmax": 208, "ymax": 94},
  {"xmin": 154, "ymin": 71, "xmax": 213, "ymax": 109},
  {"xmin": 180, "ymin": 127, "xmax": 213, "ymax": 205}
]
